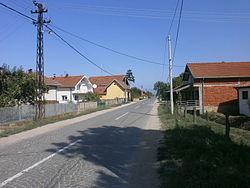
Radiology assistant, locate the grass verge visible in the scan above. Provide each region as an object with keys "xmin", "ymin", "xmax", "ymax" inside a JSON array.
[
  {"xmin": 0, "ymin": 103, "xmax": 124, "ymax": 137},
  {"xmin": 158, "ymin": 103, "xmax": 250, "ymax": 188}
]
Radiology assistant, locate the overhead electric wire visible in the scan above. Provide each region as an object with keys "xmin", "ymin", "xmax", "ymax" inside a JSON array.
[
  {"xmin": 172, "ymin": 0, "xmax": 184, "ymax": 64},
  {"xmin": 167, "ymin": 0, "xmax": 180, "ymax": 35},
  {"xmin": 49, "ymin": 24, "xmax": 165, "ymax": 66},
  {"xmin": 0, "ymin": 2, "xmax": 35, "ymax": 22},
  {"xmin": 45, "ymin": 25, "xmax": 114, "ymax": 75}
]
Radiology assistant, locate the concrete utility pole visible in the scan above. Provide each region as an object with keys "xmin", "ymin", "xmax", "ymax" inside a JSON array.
[
  {"xmin": 31, "ymin": 1, "xmax": 50, "ymax": 120},
  {"xmin": 168, "ymin": 35, "xmax": 174, "ymax": 114}
]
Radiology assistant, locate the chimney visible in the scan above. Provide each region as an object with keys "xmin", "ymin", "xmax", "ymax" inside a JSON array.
[{"xmin": 28, "ymin": 69, "xmax": 33, "ymax": 74}]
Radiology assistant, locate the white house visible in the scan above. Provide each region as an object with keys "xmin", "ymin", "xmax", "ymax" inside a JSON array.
[
  {"xmin": 238, "ymin": 84, "xmax": 250, "ymax": 116},
  {"xmin": 45, "ymin": 75, "xmax": 93, "ymax": 103}
]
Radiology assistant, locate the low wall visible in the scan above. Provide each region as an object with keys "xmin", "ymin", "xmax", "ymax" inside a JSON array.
[
  {"xmin": 0, "ymin": 99, "xmax": 126, "ymax": 125},
  {"xmin": 78, "ymin": 102, "xmax": 98, "ymax": 112}
]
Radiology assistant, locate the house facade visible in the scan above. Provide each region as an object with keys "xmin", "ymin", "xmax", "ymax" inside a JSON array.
[
  {"xmin": 89, "ymin": 75, "xmax": 131, "ymax": 101},
  {"xmin": 175, "ymin": 62, "xmax": 250, "ymax": 114},
  {"xmin": 237, "ymin": 84, "xmax": 250, "ymax": 116},
  {"xmin": 45, "ymin": 75, "xmax": 93, "ymax": 103}
]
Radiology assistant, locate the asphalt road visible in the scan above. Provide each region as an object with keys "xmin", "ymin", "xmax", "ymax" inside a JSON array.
[{"xmin": 0, "ymin": 98, "xmax": 162, "ymax": 188}]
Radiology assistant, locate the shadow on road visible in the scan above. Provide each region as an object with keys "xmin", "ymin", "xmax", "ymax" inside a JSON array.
[{"xmin": 46, "ymin": 125, "xmax": 162, "ymax": 188}]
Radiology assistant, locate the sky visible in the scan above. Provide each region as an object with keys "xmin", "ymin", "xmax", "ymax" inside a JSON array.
[{"xmin": 1, "ymin": 0, "xmax": 250, "ymax": 91}]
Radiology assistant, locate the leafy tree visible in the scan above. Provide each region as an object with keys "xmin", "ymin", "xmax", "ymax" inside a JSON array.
[
  {"xmin": 84, "ymin": 92, "xmax": 101, "ymax": 102},
  {"xmin": 154, "ymin": 73, "xmax": 184, "ymax": 101},
  {"xmin": 154, "ymin": 81, "xmax": 169, "ymax": 100},
  {"xmin": 173, "ymin": 73, "xmax": 184, "ymax": 88},
  {"xmin": 131, "ymin": 87, "xmax": 141, "ymax": 99},
  {"xmin": 0, "ymin": 64, "xmax": 36, "ymax": 107},
  {"xmin": 126, "ymin": 69, "xmax": 135, "ymax": 82}
]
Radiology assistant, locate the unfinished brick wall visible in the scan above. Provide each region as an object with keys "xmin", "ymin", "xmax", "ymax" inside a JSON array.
[{"xmin": 204, "ymin": 86, "xmax": 238, "ymax": 107}]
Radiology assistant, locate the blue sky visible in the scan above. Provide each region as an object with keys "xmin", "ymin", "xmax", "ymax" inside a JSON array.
[{"xmin": 1, "ymin": 0, "xmax": 250, "ymax": 91}]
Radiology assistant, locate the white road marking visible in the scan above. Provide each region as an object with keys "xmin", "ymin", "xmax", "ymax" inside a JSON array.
[
  {"xmin": 134, "ymin": 105, "xmax": 140, "ymax": 109},
  {"xmin": 0, "ymin": 139, "xmax": 82, "ymax": 187},
  {"xmin": 115, "ymin": 112, "xmax": 129, "ymax": 120}
]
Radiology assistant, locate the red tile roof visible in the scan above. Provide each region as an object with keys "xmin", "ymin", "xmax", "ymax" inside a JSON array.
[
  {"xmin": 44, "ymin": 77, "xmax": 61, "ymax": 86},
  {"xmin": 49, "ymin": 75, "xmax": 84, "ymax": 88},
  {"xmin": 89, "ymin": 75, "xmax": 129, "ymax": 95},
  {"xmin": 187, "ymin": 62, "xmax": 250, "ymax": 78}
]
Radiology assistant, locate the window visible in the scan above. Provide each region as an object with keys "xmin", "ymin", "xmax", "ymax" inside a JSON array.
[
  {"xmin": 242, "ymin": 91, "xmax": 248, "ymax": 100},
  {"xmin": 74, "ymin": 95, "xmax": 79, "ymax": 101},
  {"xmin": 77, "ymin": 84, "xmax": 81, "ymax": 90},
  {"xmin": 62, "ymin": 95, "xmax": 68, "ymax": 101}
]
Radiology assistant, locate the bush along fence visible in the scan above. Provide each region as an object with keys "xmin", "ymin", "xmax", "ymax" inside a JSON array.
[{"xmin": 0, "ymin": 98, "xmax": 127, "ymax": 125}]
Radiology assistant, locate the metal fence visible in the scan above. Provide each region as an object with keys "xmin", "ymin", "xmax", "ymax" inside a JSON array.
[{"xmin": 0, "ymin": 98, "xmax": 126, "ymax": 125}]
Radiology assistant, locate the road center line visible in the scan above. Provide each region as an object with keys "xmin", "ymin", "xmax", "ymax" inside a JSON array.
[
  {"xmin": 115, "ymin": 112, "xmax": 129, "ymax": 120},
  {"xmin": 0, "ymin": 139, "xmax": 82, "ymax": 187},
  {"xmin": 134, "ymin": 105, "xmax": 140, "ymax": 109}
]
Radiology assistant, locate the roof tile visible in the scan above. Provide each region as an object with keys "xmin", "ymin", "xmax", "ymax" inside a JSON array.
[{"xmin": 187, "ymin": 62, "xmax": 250, "ymax": 78}]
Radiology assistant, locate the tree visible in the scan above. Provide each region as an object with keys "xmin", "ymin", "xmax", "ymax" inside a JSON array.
[
  {"xmin": 131, "ymin": 87, "xmax": 141, "ymax": 99},
  {"xmin": 0, "ymin": 64, "xmax": 36, "ymax": 107},
  {"xmin": 126, "ymin": 69, "xmax": 135, "ymax": 82},
  {"xmin": 84, "ymin": 92, "xmax": 100, "ymax": 102},
  {"xmin": 154, "ymin": 81, "xmax": 169, "ymax": 100},
  {"xmin": 154, "ymin": 73, "xmax": 184, "ymax": 101},
  {"xmin": 173, "ymin": 73, "xmax": 184, "ymax": 88}
]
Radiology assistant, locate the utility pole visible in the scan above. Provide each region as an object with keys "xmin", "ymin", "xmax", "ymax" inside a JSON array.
[
  {"xmin": 31, "ymin": 1, "xmax": 50, "ymax": 120},
  {"xmin": 168, "ymin": 35, "xmax": 174, "ymax": 114}
]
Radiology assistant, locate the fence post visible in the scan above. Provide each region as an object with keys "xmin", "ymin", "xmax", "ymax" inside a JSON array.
[
  {"xmin": 225, "ymin": 114, "xmax": 230, "ymax": 138},
  {"xmin": 193, "ymin": 107, "xmax": 197, "ymax": 124},
  {"xmin": 184, "ymin": 105, "xmax": 187, "ymax": 118},
  {"xmin": 18, "ymin": 105, "xmax": 22, "ymax": 121}
]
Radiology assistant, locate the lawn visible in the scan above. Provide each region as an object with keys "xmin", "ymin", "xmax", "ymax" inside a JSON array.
[{"xmin": 158, "ymin": 103, "xmax": 250, "ymax": 188}]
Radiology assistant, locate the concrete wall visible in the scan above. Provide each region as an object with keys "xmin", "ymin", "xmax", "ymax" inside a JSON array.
[
  {"xmin": 239, "ymin": 88, "xmax": 250, "ymax": 116},
  {"xmin": 78, "ymin": 102, "xmax": 98, "ymax": 111},
  {"xmin": 56, "ymin": 88, "xmax": 73, "ymax": 103},
  {"xmin": 45, "ymin": 86, "xmax": 57, "ymax": 101}
]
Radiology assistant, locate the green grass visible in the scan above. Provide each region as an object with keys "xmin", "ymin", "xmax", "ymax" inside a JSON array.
[
  {"xmin": 0, "ymin": 103, "xmax": 124, "ymax": 137},
  {"xmin": 158, "ymin": 103, "xmax": 250, "ymax": 188}
]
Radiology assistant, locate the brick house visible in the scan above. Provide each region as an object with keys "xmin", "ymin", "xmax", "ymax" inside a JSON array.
[
  {"xmin": 237, "ymin": 84, "xmax": 250, "ymax": 116},
  {"xmin": 89, "ymin": 75, "xmax": 131, "ymax": 101},
  {"xmin": 175, "ymin": 62, "xmax": 250, "ymax": 114}
]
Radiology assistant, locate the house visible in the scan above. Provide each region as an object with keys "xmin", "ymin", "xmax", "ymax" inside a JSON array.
[
  {"xmin": 45, "ymin": 75, "xmax": 93, "ymax": 103},
  {"xmin": 89, "ymin": 75, "xmax": 131, "ymax": 101},
  {"xmin": 174, "ymin": 62, "xmax": 250, "ymax": 114},
  {"xmin": 237, "ymin": 84, "xmax": 250, "ymax": 116}
]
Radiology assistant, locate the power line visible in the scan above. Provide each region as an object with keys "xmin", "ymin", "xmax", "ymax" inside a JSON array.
[
  {"xmin": 167, "ymin": 0, "xmax": 180, "ymax": 35},
  {"xmin": 172, "ymin": 0, "xmax": 184, "ymax": 64},
  {"xmin": 49, "ymin": 24, "xmax": 165, "ymax": 66},
  {"xmin": 45, "ymin": 25, "xmax": 114, "ymax": 75},
  {"xmin": 0, "ymin": 2, "xmax": 35, "ymax": 22}
]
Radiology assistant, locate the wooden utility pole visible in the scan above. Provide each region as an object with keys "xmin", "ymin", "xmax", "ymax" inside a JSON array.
[{"xmin": 31, "ymin": 1, "xmax": 50, "ymax": 120}]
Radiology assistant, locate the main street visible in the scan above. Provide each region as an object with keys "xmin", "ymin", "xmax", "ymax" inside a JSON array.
[{"xmin": 0, "ymin": 98, "xmax": 162, "ymax": 188}]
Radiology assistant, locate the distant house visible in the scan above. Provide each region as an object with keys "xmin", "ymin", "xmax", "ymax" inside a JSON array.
[
  {"xmin": 174, "ymin": 62, "xmax": 250, "ymax": 114},
  {"xmin": 45, "ymin": 75, "xmax": 93, "ymax": 103},
  {"xmin": 237, "ymin": 84, "xmax": 250, "ymax": 116},
  {"xmin": 89, "ymin": 75, "xmax": 131, "ymax": 101}
]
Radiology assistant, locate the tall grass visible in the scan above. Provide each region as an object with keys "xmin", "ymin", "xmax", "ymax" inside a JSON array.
[{"xmin": 158, "ymin": 103, "xmax": 250, "ymax": 188}]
